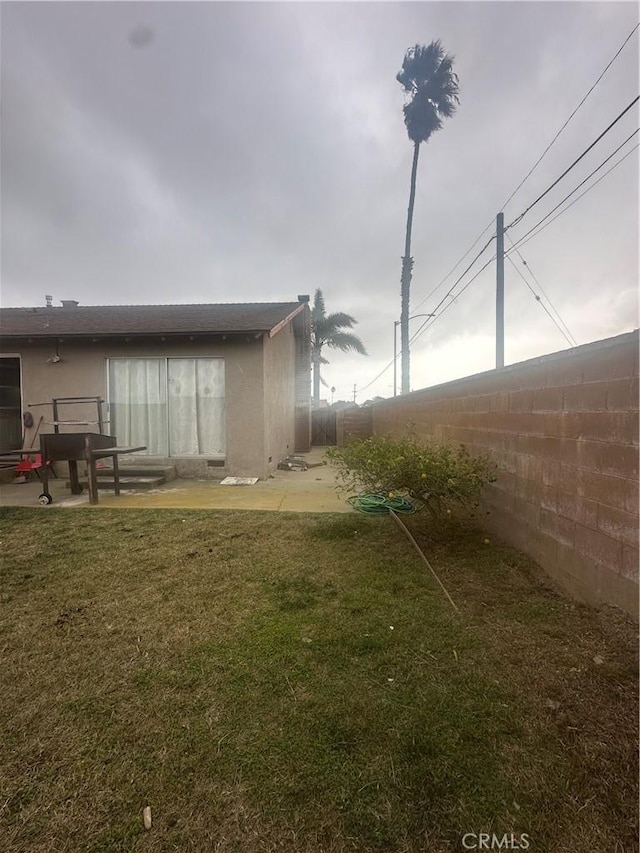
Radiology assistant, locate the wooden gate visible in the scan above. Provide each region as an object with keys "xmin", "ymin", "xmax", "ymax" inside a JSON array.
[{"xmin": 311, "ymin": 409, "xmax": 337, "ymax": 446}]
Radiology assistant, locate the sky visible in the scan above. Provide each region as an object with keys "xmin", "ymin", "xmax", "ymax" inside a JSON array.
[{"xmin": 1, "ymin": 1, "xmax": 638, "ymax": 403}]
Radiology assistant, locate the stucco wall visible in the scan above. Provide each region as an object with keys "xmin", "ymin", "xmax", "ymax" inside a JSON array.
[
  {"xmin": 263, "ymin": 323, "xmax": 296, "ymax": 474},
  {"xmin": 9, "ymin": 336, "xmax": 270, "ymax": 479},
  {"xmin": 338, "ymin": 331, "xmax": 639, "ymax": 617}
]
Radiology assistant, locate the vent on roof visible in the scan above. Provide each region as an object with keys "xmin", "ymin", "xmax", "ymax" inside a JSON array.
[
  {"xmin": 297, "ymin": 294, "xmax": 310, "ymax": 303},
  {"xmin": 60, "ymin": 300, "xmax": 80, "ymax": 308}
]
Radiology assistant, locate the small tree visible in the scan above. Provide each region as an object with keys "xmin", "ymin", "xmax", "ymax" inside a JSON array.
[
  {"xmin": 311, "ymin": 289, "xmax": 367, "ymax": 408},
  {"xmin": 326, "ymin": 435, "xmax": 495, "ymax": 517}
]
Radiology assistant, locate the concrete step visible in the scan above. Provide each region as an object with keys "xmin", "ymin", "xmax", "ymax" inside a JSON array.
[
  {"xmin": 65, "ymin": 474, "xmax": 166, "ymax": 491},
  {"xmin": 97, "ymin": 465, "xmax": 177, "ymax": 481}
]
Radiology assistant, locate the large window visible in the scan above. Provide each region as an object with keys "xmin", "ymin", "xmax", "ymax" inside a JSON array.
[{"xmin": 108, "ymin": 358, "xmax": 225, "ymax": 456}]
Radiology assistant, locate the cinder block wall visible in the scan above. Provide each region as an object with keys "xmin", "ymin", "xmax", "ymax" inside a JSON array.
[
  {"xmin": 336, "ymin": 407, "xmax": 372, "ymax": 447},
  {"xmin": 341, "ymin": 331, "xmax": 639, "ymax": 617}
]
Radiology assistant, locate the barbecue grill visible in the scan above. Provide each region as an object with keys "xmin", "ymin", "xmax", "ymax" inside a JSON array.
[
  {"xmin": 17, "ymin": 396, "xmax": 145, "ymax": 505},
  {"xmin": 38, "ymin": 432, "xmax": 146, "ymax": 505}
]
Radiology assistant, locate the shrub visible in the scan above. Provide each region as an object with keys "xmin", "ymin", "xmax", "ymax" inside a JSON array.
[{"xmin": 326, "ymin": 435, "xmax": 496, "ymax": 517}]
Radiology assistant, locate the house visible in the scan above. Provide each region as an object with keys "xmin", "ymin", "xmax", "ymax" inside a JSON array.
[{"xmin": 0, "ymin": 298, "xmax": 311, "ymax": 480}]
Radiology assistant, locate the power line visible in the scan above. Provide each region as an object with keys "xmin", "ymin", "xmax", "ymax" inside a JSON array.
[
  {"xmin": 371, "ymin": 108, "xmax": 638, "ymax": 396},
  {"xmin": 500, "ymin": 23, "xmax": 640, "ymax": 212},
  {"xmin": 410, "ymin": 221, "xmax": 494, "ymax": 314},
  {"xmin": 409, "ymin": 25, "xmax": 639, "ymax": 316},
  {"xmin": 356, "ymin": 354, "xmax": 396, "ymax": 394},
  {"xmin": 368, "ymin": 134, "xmax": 635, "ymax": 393},
  {"xmin": 395, "ymin": 136, "xmax": 637, "ymax": 392},
  {"xmin": 506, "ymin": 255, "xmax": 576, "ymax": 348},
  {"xmin": 359, "ymin": 237, "xmax": 495, "ymax": 392},
  {"xmin": 409, "ymin": 234, "xmax": 496, "ymax": 342},
  {"xmin": 507, "ymin": 127, "xmax": 639, "ymax": 245},
  {"xmin": 506, "ymin": 140, "xmax": 639, "ymax": 254},
  {"xmin": 505, "ymin": 95, "xmax": 639, "ymax": 232},
  {"xmin": 412, "ymin": 230, "xmax": 581, "ymax": 354},
  {"xmin": 413, "ymin": 127, "xmax": 636, "ymax": 349},
  {"xmin": 505, "ymin": 234, "xmax": 578, "ymax": 347},
  {"xmin": 410, "ymin": 254, "xmax": 497, "ymax": 348}
]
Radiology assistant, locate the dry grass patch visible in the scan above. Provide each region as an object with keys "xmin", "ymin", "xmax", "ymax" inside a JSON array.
[{"xmin": 0, "ymin": 508, "xmax": 637, "ymax": 853}]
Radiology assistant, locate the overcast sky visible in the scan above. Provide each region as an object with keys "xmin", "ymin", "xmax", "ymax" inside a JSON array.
[{"xmin": 2, "ymin": 1, "xmax": 638, "ymax": 401}]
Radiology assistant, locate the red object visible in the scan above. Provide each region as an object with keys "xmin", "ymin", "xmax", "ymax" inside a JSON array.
[{"xmin": 15, "ymin": 454, "xmax": 49, "ymax": 481}]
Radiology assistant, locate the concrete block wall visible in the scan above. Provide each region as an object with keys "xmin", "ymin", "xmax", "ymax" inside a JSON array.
[
  {"xmin": 341, "ymin": 331, "xmax": 639, "ymax": 617},
  {"xmin": 336, "ymin": 406, "xmax": 372, "ymax": 447}
]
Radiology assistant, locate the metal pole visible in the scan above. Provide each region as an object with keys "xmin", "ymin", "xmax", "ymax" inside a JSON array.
[
  {"xmin": 496, "ymin": 212, "xmax": 504, "ymax": 368},
  {"xmin": 393, "ymin": 321, "xmax": 397, "ymax": 397}
]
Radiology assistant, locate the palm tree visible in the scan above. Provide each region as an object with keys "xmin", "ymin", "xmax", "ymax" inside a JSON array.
[
  {"xmin": 311, "ymin": 289, "xmax": 367, "ymax": 408},
  {"xmin": 397, "ymin": 41, "xmax": 459, "ymax": 394}
]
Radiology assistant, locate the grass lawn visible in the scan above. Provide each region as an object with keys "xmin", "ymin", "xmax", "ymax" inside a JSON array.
[{"xmin": 0, "ymin": 508, "xmax": 637, "ymax": 853}]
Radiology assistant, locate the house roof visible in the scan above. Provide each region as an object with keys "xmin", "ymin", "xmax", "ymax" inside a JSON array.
[{"xmin": 0, "ymin": 302, "xmax": 307, "ymax": 339}]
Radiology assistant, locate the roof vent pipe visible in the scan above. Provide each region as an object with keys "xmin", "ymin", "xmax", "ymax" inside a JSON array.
[{"xmin": 60, "ymin": 300, "xmax": 79, "ymax": 308}]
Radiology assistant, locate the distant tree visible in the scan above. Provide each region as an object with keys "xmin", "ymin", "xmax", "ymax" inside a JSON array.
[
  {"xmin": 311, "ymin": 289, "xmax": 367, "ymax": 408},
  {"xmin": 397, "ymin": 40, "xmax": 459, "ymax": 394}
]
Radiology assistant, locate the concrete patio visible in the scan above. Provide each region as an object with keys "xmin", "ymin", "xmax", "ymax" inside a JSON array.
[{"xmin": 0, "ymin": 449, "xmax": 353, "ymax": 513}]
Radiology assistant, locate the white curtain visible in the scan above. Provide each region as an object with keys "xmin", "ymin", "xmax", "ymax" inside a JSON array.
[
  {"xmin": 108, "ymin": 359, "xmax": 167, "ymax": 455},
  {"xmin": 167, "ymin": 358, "xmax": 225, "ymax": 456},
  {"xmin": 109, "ymin": 357, "xmax": 225, "ymax": 457}
]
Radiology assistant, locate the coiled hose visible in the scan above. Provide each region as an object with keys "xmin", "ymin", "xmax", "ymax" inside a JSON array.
[{"xmin": 347, "ymin": 493, "xmax": 416, "ymax": 515}]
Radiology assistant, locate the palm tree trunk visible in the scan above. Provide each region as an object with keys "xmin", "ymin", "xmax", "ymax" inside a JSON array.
[
  {"xmin": 312, "ymin": 348, "xmax": 321, "ymax": 408},
  {"xmin": 400, "ymin": 141, "xmax": 420, "ymax": 395}
]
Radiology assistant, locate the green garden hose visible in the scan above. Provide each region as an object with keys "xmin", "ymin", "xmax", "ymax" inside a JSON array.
[{"xmin": 347, "ymin": 493, "xmax": 416, "ymax": 515}]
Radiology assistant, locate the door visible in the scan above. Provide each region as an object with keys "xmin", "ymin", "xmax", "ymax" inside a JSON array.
[{"xmin": 0, "ymin": 357, "xmax": 22, "ymax": 452}]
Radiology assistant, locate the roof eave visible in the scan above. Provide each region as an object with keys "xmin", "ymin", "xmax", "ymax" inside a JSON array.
[
  {"xmin": 1, "ymin": 329, "xmax": 272, "ymax": 340},
  {"xmin": 268, "ymin": 303, "xmax": 306, "ymax": 338}
]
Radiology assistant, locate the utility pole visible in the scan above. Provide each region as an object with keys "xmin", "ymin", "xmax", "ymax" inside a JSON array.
[
  {"xmin": 496, "ymin": 212, "xmax": 504, "ymax": 368},
  {"xmin": 353, "ymin": 383, "xmax": 357, "ymax": 404},
  {"xmin": 393, "ymin": 321, "xmax": 399, "ymax": 397}
]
